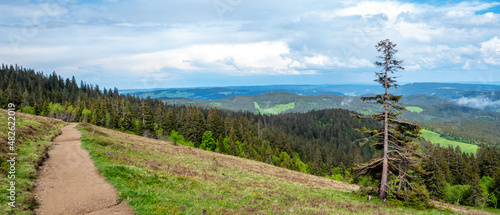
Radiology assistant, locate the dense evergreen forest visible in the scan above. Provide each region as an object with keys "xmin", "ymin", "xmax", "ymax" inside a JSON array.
[
  {"xmin": 421, "ymin": 141, "xmax": 500, "ymax": 208},
  {"xmin": 2, "ymin": 64, "xmax": 500, "ymax": 209}
]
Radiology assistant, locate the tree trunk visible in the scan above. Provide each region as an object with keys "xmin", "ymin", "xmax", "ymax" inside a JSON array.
[
  {"xmin": 379, "ymin": 47, "xmax": 390, "ymax": 200},
  {"xmin": 379, "ymin": 96, "xmax": 389, "ymax": 199}
]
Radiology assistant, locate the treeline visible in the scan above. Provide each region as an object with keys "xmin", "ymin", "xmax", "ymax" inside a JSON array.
[
  {"xmin": 421, "ymin": 141, "xmax": 500, "ymax": 208},
  {"xmin": 424, "ymin": 119, "xmax": 500, "ymax": 146},
  {"xmin": 0, "ymin": 64, "xmax": 376, "ymax": 177}
]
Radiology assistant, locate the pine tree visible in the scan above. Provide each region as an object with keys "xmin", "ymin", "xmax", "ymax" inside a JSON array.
[
  {"xmin": 207, "ymin": 108, "xmax": 224, "ymax": 140},
  {"xmin": 463, "ymin": 154, "xmax": 483, "ymax": 206},
  {"xmin": 477, "ymin": 143, "xmax": 499, "ymax": 177},
  {"xmin": 164, "ymin": 107, "xmax": 177, "ymax": 134},
  {"xmin": 421, "ymin": 143, "xmax": 446, "ymax": 200},
  {"xmin": 153, "ymin": 101, "xmax": 165, "ymax": 130},
  {"xmin": 354, "ymin": 39, "xmax": 422, "ymax": 200},
  {"xmin": 139, "ymin": 99, "xmax": 154, "ymax": 136}
]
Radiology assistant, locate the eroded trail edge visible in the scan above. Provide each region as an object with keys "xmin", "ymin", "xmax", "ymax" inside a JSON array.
[{"xmin": 34, "ymin": 123, "xmax": 134, "ymax": 215}]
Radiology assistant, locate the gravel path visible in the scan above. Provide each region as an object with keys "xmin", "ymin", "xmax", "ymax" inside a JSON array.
[{"xmin": 34, "ymin": 123, "xmax": 134, "ymax": 215}]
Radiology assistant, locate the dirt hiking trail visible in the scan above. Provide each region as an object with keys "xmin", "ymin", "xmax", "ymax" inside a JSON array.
[{"xmin": 34, "ymin": 123, "xmax": 134, "ymax": 215}]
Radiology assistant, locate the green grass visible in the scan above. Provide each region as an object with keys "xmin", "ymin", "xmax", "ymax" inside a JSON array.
[
  {"xmin": 254, "ymin": 102, "xmax": 296, "ymax": 115},
  {"xmin": 209, "ymin": 102, "xmax": 222, "ymax": 107},
  {"xmin": 406, "ymin": 106, "xmax": 424, "ymax": 113},
  {"xmin": 0, "ymin": 110, "xmax": 66, "ymax": 214},
  {"xmin": 78, "ymin": 123, "xmax": 462, "ymax": 214},
  {"xmin": 421, "ymin": 129, "xmax": 478, "ymax": 154}
]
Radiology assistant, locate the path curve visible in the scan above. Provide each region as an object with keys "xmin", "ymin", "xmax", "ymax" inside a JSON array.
[{"xmin": 34, "ymin": 123, "xmax": 134, "ymax": 215}]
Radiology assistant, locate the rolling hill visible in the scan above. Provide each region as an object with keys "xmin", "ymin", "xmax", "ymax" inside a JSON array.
[
  {"xmin": 127, "ymin": 83, "xmax": 500, "ymax": 100},
  {"xmin": 77, "ymin": 122, "xmax": 482, "ymax": 214},
  {"xmin": 160, "ymin": 91, "xmax": 500, "ymax": 123},
  {"xmin": 123, "ymin": 85, "xmax": 348, "ymax": 100},
  {"xmin": 161, "ymin": 91, "xmax": 371, "ymax": 114},
  {"xmin": 158, "ymin": 88, "xmax": 500, "ymax": 151}
]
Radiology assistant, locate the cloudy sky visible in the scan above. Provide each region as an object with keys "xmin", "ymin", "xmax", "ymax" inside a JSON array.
[{"xmin": 1, "ymin": 0, "xmax": 499, "ymax": 89}]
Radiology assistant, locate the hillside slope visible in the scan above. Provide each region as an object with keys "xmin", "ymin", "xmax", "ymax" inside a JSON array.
[
  {"xmin": 78, "ymin": 123, "xmax": 483, "ymax": 214},
  {"xmin": 0, "ymin": 109, "xmax": 66, "ymax": 214}
]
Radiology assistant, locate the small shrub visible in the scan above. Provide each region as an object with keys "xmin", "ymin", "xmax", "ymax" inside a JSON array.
[
  {"xmin": 20, "ymin": 106, "xmax": 35, "ymax": 114},
  {"xmin": 400, "ymin": 184, "xmax": 433, "ymax": 210},
  {"xmin": 169, "ymin": 130, "xmax": 183, "ymax": 145}
]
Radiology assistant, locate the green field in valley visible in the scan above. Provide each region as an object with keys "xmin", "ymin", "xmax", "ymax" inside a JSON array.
[
  {"xmin": 406, "ymin": 106, "xmax": 424, "ymax": 113},
  {"xmin": 421, "ymin": 129, "xmax": 478, "ymax": 154},
  {"xmin": 210, "ymin": 102, "xmax": 222, "ymax": 106},
  {"xmin": 254, "ymin": 102, "xmax": 295, "ymax": 114}
]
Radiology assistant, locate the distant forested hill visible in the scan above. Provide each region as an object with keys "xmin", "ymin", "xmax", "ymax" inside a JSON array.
[
  {"xmin": 160, "ymin": 91, "xmax": 500, "ymax": 123},
  {"xmin": 127, "ymin": 82, "xmax": 500, "ymax": 100}
]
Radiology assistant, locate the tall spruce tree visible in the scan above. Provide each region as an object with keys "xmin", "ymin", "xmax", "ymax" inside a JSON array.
[
  {"xmin": 421, "ymin": 142, "xmax": 447, "ymax": 200},
  {"xmin": 355, "ymin": 39, "xmax": 421, "ymax": 200}
]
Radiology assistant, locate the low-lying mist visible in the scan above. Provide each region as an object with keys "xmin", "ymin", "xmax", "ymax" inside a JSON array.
[{"xmin": 455, "ymin": 96, "xmax": 500, "ymax": 111}]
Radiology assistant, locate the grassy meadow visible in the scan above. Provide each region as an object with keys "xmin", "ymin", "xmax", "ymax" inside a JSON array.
[
  {"xmin": 78, "ymin": 123, "xmax": 469, "ymax": 215},
  {"xmin": 406, "ymin": 106, "xmax": 424, "ymax": 113},
  {"xmin": 421, "ymin": 129, "xmax": 478, "ymax": 154},
  {"xmin": 254, "ymin": 102, "xmax": 296, "ymax": 115},
  {"xmin": 0, "ymin": 110, "xmax": 66, "ymax": 214}
]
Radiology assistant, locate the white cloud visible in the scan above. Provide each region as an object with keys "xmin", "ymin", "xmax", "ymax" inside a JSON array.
[
  {"xmin": 392, "ymin": 21, "xmax": 432, "ymax": 42},
  {"xmin": 406, "ymin": 64, "xmax": 421, "ymax": 71},
  {"xmin": 404, "ymin": 44, "xmax": 481, "ymax": 69},
  {"xmin": 335, "ymin": 1, "xmax": 417, "ymax": 22},
  {"xmin": 347, "ymin": 56, "xmax": 373, "ymax": 68},
  {"xmin": 481, "ymin": 37, "xmax": 500, "ymax": 65},
  {"xmin": 86, "ymin": 41, "xmax": 376, "ymax": 78},
  {"xmin": 302, "ymin": 54, "xmax": 372, "ymax": 68},
  {"xmin": 304, "ymin": 54, "xmax": 329, "ymax": 66},
  {"xmin": 88, "ymin": 41, "xmax": 300, "ymax": 75}
]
